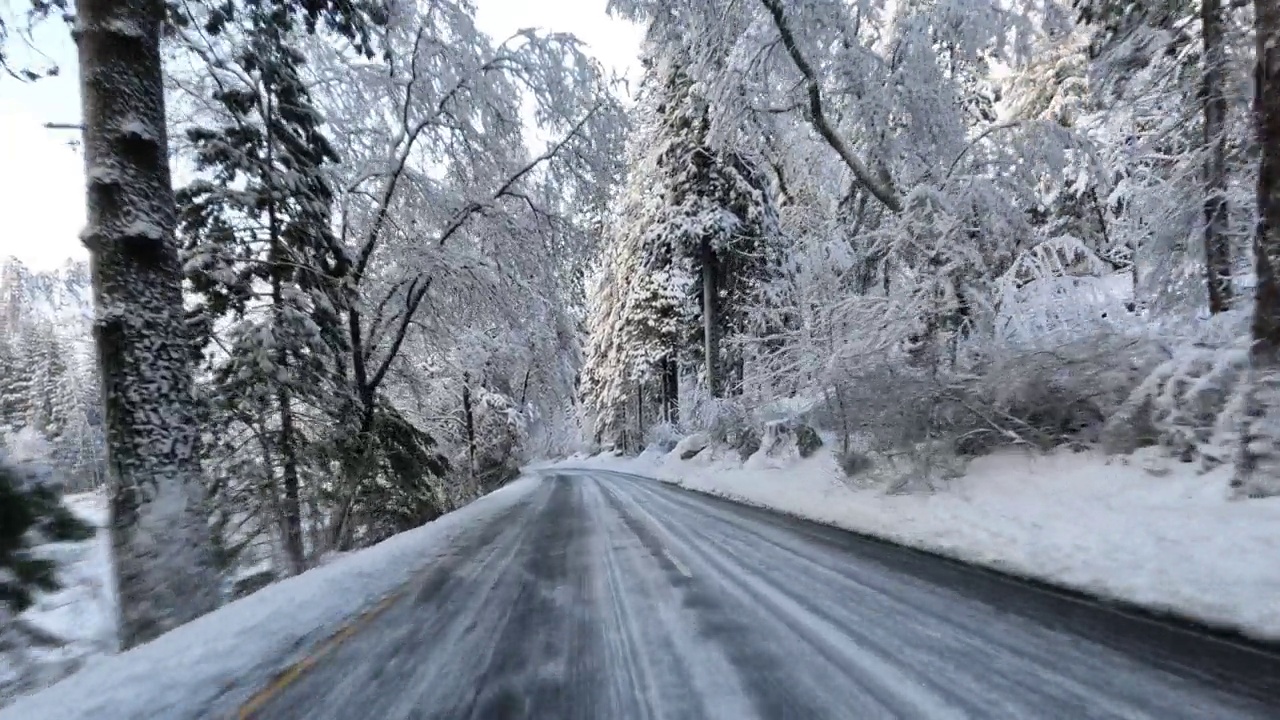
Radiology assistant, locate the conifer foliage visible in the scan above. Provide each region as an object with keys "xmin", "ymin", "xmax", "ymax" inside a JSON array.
[
  {"xmin": 176, "ymin": 0, "xmax": 361, "ymax": 574},
  {"xmin": 582, "ymin": 42, "xmax": 780, "ymax": 447}
]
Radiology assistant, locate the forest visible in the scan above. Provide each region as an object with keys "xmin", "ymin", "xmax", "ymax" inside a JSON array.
[{"xmin": 2, "ymin": 0, "xmax": 1280, "ymax": 698}]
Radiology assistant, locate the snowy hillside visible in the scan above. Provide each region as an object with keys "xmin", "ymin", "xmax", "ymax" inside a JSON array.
[{"xmin": 0, "ymin": 258, "xmax": 94, "ymax": 331}]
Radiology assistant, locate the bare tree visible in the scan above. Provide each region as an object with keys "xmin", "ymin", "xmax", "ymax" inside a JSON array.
[{"xmin": 75, "ymin": 0, "xmax": 219, "ymax": 647}]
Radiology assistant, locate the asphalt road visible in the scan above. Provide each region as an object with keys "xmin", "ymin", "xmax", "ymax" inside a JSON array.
[{"xmin": 248, "ymin": 470, "xmax": 1280, "ymax": 719}]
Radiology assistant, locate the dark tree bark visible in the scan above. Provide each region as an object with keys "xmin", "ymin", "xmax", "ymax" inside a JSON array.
[
  {"xmin": 1251, "ymin": 0, "xmax": 1280, "ymax": 354},
  {"xmin": 1204, "ymin": 0, "xmax": 1234, "ymax": 314},
  {"xmin": 262, "ymin": 88, "xmax": 307, "ymax": 576},
  {"xmin": 1235, "ymin": 0, "xmax": 1280, "ymax": 497},
  {"xmin": 75, "ymin": 0, "xmax": 219, "ymax": 648},
  {"xmin": 701, "ymin": 237, "xmax": 719, "ymax": 398},
  {"xmin": 462, "ymin": 374, "xmax": 476, "ymax": 478},
  {"xmin": 662, "ymin": 352, "xmax": 679, "ymax": 423},
  {"xmin": 271, "ymin": 268, "xmax": 306, "ymax": 575},
  {"xmin": 635, "ymin": 382, "xmax": 645, "ymax": 441}
]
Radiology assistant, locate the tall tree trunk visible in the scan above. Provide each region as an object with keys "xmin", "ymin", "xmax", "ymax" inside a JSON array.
[
  {"xmin": 635, "ymin": 382, "xmax": 644, "ymax": 442},
  {"xmin": 264, "ymin": 89, "xmax": 306, "ymax": 576},
  {"xmin": 662, "ymin": 351, "xmax": 678, "ymax": 423},
  {"xmin": 701, "ymin": 237, "xmax": 719, "ymax": 398},
  {"xmin": 76, "ymin": 0, "xmax": 218, "ymax": 648},
  {"xmin": 1235, "ymin": 0, "xmax": 1280, "ymax": 497},
  {"xmin": 462, "ymin": 374, "xmax": 476, "ymax": 479},
  {"xmin": 1204, "ymin": 0, "xmax": 1234, "ymax": 314},
  {"xmin": 271, "ymin": 286, "xmax": 305, "ymax": 575}
]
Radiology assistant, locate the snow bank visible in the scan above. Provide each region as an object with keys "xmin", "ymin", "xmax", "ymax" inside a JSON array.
[
  {"xmin": 563, "ymin": 447, "xmax": 1280, "ymax": 641},
  {"xmin": 0, "ymin": 477, "xmax": 541, "ymax": 720}
]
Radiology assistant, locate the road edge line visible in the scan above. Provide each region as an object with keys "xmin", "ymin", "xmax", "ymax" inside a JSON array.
[{"xmin": 236, "ymin": 591, "xmax": 404, "ymax": 719}]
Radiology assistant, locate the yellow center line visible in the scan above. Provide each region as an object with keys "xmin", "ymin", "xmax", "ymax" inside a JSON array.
[{"xmin": 237, "ymin": 592, "xmax": 403, "ymax": 719}]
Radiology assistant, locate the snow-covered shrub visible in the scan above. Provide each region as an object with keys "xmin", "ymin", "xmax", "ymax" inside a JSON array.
[
  {"xmin": 794, "ymin": 424, "xmax": 823, "ymax": 458},
  {"xmin": 1231, "ymin": 367, "xmax": 1280, "ymax": 498},
  {"xmin": 469, "ymin": 388, "xmax": 529, "ymax": 492},
  {"xmin": 964, "ymin": 332, "xmax": 1159, "ymax": 449},
  {"xmin": 806, "ymin": 329, "xmax": 1153, "ymax": 462},
  {"xmin": 673, "ymin": 434, "xmax": 710, "ymax": 461},
  {"xmin": 643, "ymin": 422, "xmax": 682, "ymax": 455},
  {"xmin": 1104, "ymin": 337, "xmax": 1250, "ymax": 464},
  {"xmin": 746, "ymin": 420, "xmax": 823, "ymax": 462},
  {"xmin": 733, "ymin": 426, "xmax": 761, "ymax": 462}
]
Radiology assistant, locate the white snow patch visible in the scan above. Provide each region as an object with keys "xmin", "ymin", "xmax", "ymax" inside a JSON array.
[
  {"xmin": 560, "ymin": 446, "xmax": 1280, "ymax": 641},
  {"xmin": 0, "ymin": 477, "xmax": 541, "ymax": 720}
]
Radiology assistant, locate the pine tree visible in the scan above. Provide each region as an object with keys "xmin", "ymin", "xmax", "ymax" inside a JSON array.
[
  {"xmin": 582, "ymin": 43, "xmax": 780, "ymax": 444},
  {"xmin": 642, "ymin": 49, "xmax": 778, "ymax": 400},
  {"xmin": 178, "ymin": 1, "xmax": 355, "ymax": 574},
  {"xmin": 0, "ymin": 336, "xmax": 27, "ymax": 434},
  {"xmin": 0, "ymin": 452, "xmax": 93, "ymax": 617}
]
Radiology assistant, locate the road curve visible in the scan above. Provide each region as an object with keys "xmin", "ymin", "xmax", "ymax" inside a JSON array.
[{"xmin": 247, "ymin": 470, "xmax": 1280, "ymax": 719}]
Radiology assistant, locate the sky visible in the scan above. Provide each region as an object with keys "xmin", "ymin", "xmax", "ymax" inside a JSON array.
[{"xmin": 0, "ymin": 1, "xmax": 643, "ymax": 272}]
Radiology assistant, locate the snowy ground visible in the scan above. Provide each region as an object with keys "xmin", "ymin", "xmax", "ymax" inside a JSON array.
[
  {"xmin": 0, "ymin": 477, "xmax": 541, "ymax": 720},
  {"xmin": 1, "ymin": 491, "xmax": 115, "ymax": 707},
  {"xmin": 557, "ymin": 444, "xmax": 1280, "ymax": 642}
]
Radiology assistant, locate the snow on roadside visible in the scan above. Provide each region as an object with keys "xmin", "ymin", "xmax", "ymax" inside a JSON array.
[
  {"xmin": 561, "ymin": 446, "xmax": 1280, "ymax": 641},
  {"xmin": 0, "ymin": 476, "xmax": 541, "ymax": 720}
]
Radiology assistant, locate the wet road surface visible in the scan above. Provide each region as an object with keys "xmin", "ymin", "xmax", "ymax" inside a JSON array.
[{"xmin": 249, "ymin": 469, "xmax": 1280, "ymax": 719}]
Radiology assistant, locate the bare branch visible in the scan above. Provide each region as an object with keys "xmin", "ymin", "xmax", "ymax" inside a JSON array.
[{"xmin": 758, "ymin": 0, "xmax": 902, "ymax": 213}]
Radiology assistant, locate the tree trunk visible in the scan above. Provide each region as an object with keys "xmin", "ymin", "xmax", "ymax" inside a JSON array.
[
  {"xmin": 263, "ymin": 87, "xmax": 306, "ymax": 576},
  {"xmin": 462, "ymin": 374, "xmax": 476, "ymax": 479},
  {"xmin": 635, "ymin": 382, "xmax": 644, "ymax": 442},
  {"xmin": 272, "ymin": 301, "xmax": 305, "ymax": 575},
  {"xmin": 75, "ymin": 0, "xmax": 219, "ymax": 648},
  {"xmin": 662, "ymin": 351, "xmax": 678, "ymax": 423},
  {"xmin": 1235, "ymin": 0, "xmax": 1280, "ymax": 497},
  {"xmin": 1254, "ymin": 0, "xmax": 1280, "ymax": 351},
  {"xmin": 701, "ymin": 237, "xmax": 719, "ymax": 397},
  {"xmin": 1204, "ymin": 0, "xmax": 1234, "ymax": 314}
]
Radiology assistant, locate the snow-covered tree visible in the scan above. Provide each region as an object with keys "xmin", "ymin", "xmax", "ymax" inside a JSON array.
[
  {"xmin": 74, "ymin": 0, "xmax": 220, "ymax": 649},
  {"xmin": 1234, "ymin": 0, "xmax": 1280, "ymax": 497},
  {"xmin": 582, "ymin": 38, "xmax": 780, "ymax": 446},
  {"xmin": 175, "ymin": 0, "xmax": 362, "ymax": 574}
]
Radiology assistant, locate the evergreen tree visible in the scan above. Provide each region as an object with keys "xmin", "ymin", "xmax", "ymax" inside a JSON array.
[
  {"xmin": 582, "ymin": 43, "xmax": 780, "ymax": 444},
  {"xmin": 0, "ymin": 451, "xmax": 92, "ymax": 617},
  {"xmin": 178, "ymin": 0, "xmax": 355, "ymax": 574}
]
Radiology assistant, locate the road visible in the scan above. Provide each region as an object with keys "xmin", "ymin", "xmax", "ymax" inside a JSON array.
[{"xmin": 248, "ymin": 469, "xmax": 1280, "ymax": 719}]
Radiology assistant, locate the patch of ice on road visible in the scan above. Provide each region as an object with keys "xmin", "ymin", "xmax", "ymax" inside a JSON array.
[
  {"xmin": 0, "ymin": 476, "xmax": 541, "ymax": 720},
  {"xmin": 558, "ymin": 447, "xmax": 1280, "ymax": 641}
]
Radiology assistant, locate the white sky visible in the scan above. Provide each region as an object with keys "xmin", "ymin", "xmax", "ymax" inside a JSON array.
[{"xmin": 0, "ymin": 1, "xmax": 643, "ymax": 272}]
